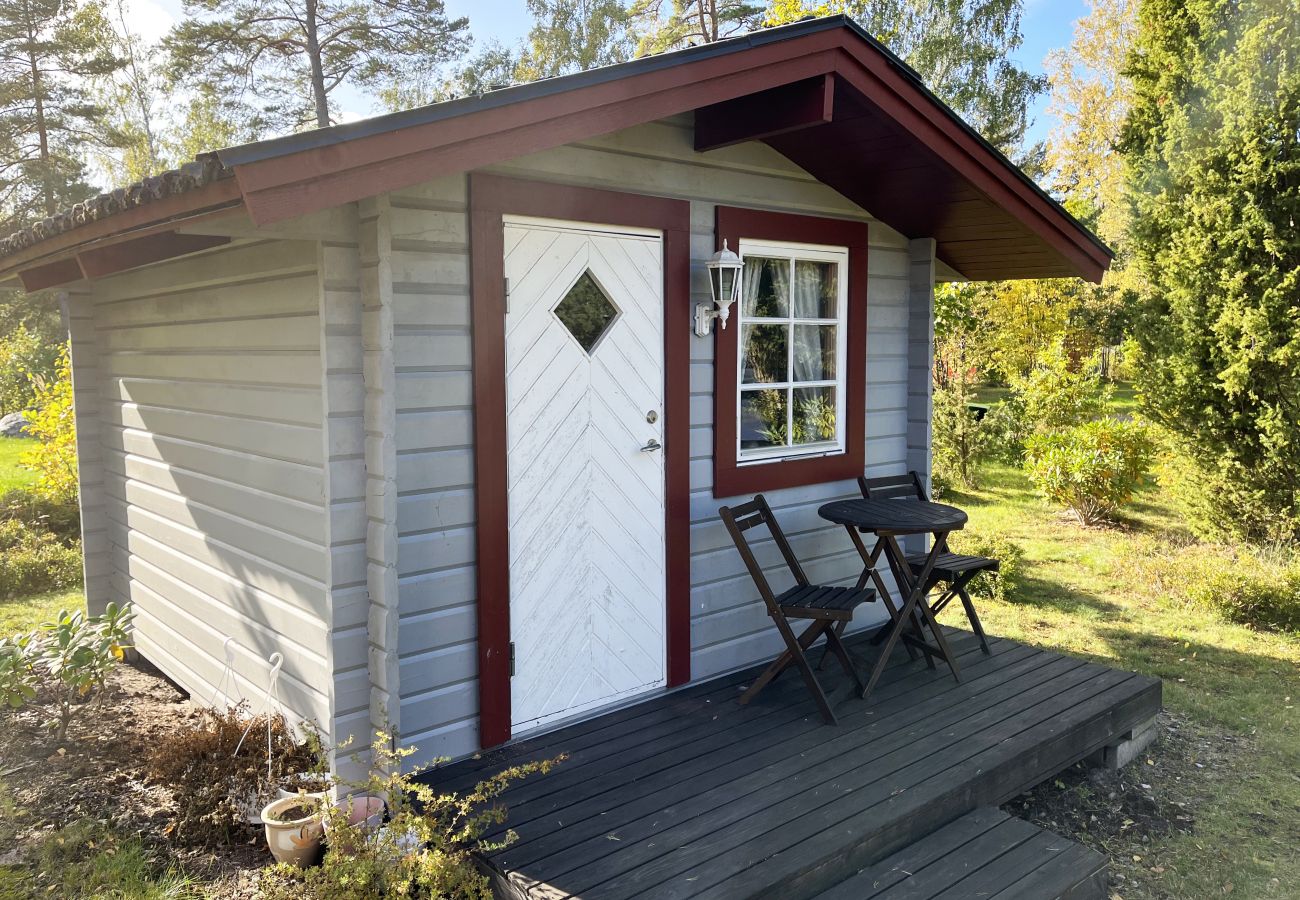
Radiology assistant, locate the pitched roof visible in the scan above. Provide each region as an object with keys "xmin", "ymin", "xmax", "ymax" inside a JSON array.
[{"xmin": 0, "ymin": 16, "xmax": 1111, "ymax": 286}]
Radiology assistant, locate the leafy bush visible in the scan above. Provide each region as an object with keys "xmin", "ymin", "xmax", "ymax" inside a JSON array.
[
  {"xmin": 148, "ymin": 705, "xmax": 321, "ymax": 847},
  {"xmin": 980, "ymin": 393, "xmax": 1029, "ymax": 463},
  {"xmin": 0, "ymin": 488, "xmax": 81, "ymax": 543},
  {"xmin": 1014, "ymin": 339, "xmax": 1112, "ymax": 434},
  {"xmin": 20, "ymin": 345, "xmax": 78, "ymax": 503},
  {"xmin": 258, "ymin": 733, "xmax": 564, "ymax": 900},
  {"xmin": 1, "ymin": 603, "xmax": 132, "ymax": 741},
  {"xmin": 0, "ymin": 325, "xmax": 61, "ymax": 417},
  {"xmin": 1024, "ymin": 419, "xmax": 1154, "ymax": 526},
  {"xmin": 1121, "ymin": 538, "xmax": 1300, "ymax": 634},
  {"xmin": 0, "ymin": 518, "xmax": 83, "ymax": 598},
  {"xmin": 1183, "ymin": 563, "xmax": 1300, "ymax": 634},
  {"xmin": 946, "ymin": 531, "xmax": 1023, "ymax": 603}
]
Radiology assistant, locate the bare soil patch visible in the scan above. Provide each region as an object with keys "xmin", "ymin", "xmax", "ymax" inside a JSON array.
[
  {"xmin": 0, "ymin": 658, "xmax": 269, "ymax": 897},
  {"xmin": 1002, "ymin": 711, "xmax": 1284, "ymax": 899}
]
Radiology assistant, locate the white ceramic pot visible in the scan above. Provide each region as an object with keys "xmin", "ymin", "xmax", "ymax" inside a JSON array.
[
  {"xmin": 260, "ymin": 796, "xmax": 324, "ymax": 867},
  {"xmin": 276, "ymin": 772, "xmax": 332, "ymax": 802}
]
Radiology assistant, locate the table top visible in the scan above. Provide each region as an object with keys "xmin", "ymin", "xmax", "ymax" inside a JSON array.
[{"xmin": 817, "ymin": 498, "xmax": 968, "ymax": 535}]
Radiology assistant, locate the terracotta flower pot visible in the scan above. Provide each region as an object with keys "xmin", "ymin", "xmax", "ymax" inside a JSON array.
[{"xmin": 261, "ymin": 796, "xmax": 324, "ymax": 867}]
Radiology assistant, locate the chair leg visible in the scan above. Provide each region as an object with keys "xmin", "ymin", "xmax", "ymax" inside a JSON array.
[
  {"xmin": 788, "ymin": 621, "xmax": 838, "ymax": 725},
  {"xmin": 816, "ymin": 620, "xmax": 847, "ymax": 671},
  {"xmin": 955, "ymin": 584, "xmax": 991, "ymax": 654},
  {"xmin": 825, "ymin": 623, "xmax": 866, "ymax": 696},
  {"xmin": 740, "ymin": 618, "xmax": 832, "ymax": 711}
]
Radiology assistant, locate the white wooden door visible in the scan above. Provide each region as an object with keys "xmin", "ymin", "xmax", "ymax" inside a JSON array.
[{"xmin": 503, "ymin": 216, "xmax": 667, "ymax": 734}]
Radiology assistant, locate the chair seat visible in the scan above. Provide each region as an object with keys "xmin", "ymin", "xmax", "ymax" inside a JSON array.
[
  {"xmin": 776, "ymin": 583, "xmax": 875, "ymax": 620},
  {"xmin": 906, "ymin": 551, "xmax": 999, "ymax": 581}
]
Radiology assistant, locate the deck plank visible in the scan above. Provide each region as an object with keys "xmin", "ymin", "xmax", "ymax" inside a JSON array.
[{"xmin": 427, "ymin": 629, "xmax": 1157, "ymax": 900}]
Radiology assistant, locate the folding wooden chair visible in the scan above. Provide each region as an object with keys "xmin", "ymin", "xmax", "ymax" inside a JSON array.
[
  {"xmin": 720, "ymin": 494, "xmax": 874, "ymax": 725},
  {"xmin": 858, "ymin": 471, "xmax": 995, "ymax": 654}
]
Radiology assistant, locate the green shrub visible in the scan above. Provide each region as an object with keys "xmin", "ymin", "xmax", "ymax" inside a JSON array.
[
  {"xmin": 1181, "ymin": 554, "xmax": 1300, "ymax": 634},
  {"xmin": 1024, "ymin": 419, "xmax": 1154, "ymax": 526},
  {"xmin": 1014, "ymin": 338, "xmax": 1112, "ymax": 433},
  {"xmin": 946, "ymin": 531, "xmax": 1023, "ymax": 603},
  {"xmin": 0, "ymin": 488, "xmax": 81, "ymax": 543},
  {"xmin": 1123, "ymin": 539, "xmax": 1300, "ymax": 634},
  {"xmin": 258, "ymin": 732, "xmax": 564, "ymax": 900},
  {"xmin": 1, "ymin": 603, "xmax": 132, "ymax": 741},
  {"xmin": 980, "ymin": 393, "xmax": 1029, "ymax": 463},
  {"xmin": 0, "ymin": 518, "xmax": 83, "ymax": 598},
  {"xmin": 0, "ymin": 324, "xmax": 60, "ymax": 417},
  {"xmin": 932, "ymin": 334, "xmax": 987, "ymax": 489}
]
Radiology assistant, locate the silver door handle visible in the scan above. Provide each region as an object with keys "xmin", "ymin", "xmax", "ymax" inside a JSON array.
[{"xmin": 640, "ymin": 438, "xmax": 662, "ymax": 453}]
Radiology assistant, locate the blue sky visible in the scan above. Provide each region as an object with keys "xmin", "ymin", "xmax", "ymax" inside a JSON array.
[{"xmin": 127, "ymin": 0, "xmax": 1087, "ymax": 146}]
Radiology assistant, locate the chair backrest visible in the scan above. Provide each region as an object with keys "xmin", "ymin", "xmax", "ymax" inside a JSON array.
[
  {"xmin": 858, "ymin": 470, "xmax": 928, "ymax": 502},
  {"xmin": 718, "ymin": 494, "xmax": 808, "ymax": 612}
]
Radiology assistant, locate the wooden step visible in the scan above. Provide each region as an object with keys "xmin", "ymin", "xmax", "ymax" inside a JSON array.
[{"xmin": 810, "ymin": 808, "xmax": 1108, "ymax": 900}]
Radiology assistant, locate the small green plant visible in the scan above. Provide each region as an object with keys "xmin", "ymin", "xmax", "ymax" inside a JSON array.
[
  {"xmin": 1014, "ymin": 338, "xmax": 1112, "ymax": 434},
  {"xmin": 1024, "ymin": 419, "xmax": 1154, "ymax": 526},
  {"xmin": 2, "ymin": 603, "xmax": 133, "ymax": 741},
  {"xmin": 0, "ymin": 517, "xmax": 83, "ymax": 598},
  {"xmin": 932, "ymin": 333, "xmax": 987, "ymax": 489},
  {"xmin": 946, "ymin": 531, "xmax": 1023, "ymax": 603},
  {"xmin": 20, "ymin": 344, "xmax": 78, "ymax": 503},
  {"xmin": 259, "ymin": 732, "xmax": 565, "ymax": 900}
]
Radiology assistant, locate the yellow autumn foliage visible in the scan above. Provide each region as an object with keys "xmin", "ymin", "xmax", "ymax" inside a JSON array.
[{"xmin": 20, "ymin": 344, "xmax": 78, "ymax": 503}]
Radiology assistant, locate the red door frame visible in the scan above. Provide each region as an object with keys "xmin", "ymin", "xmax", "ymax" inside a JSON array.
[{"xmin": 469, "ymin": 173, "xmax": 692, "ymax": 749}]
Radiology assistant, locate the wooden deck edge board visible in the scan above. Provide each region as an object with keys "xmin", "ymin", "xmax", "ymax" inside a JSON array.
[
  {"xmin": 543, "ymin": 660, "xmax": 1118, "ymax": 897},
  {"xmin": 503, "ymin": 648, "xmax": 1079, "ymax": 881}
]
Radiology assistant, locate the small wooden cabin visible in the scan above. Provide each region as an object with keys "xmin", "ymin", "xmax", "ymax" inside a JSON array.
[{"xmin": 0, "ymin": 16, "xmax": 1111, "ymax": 773}]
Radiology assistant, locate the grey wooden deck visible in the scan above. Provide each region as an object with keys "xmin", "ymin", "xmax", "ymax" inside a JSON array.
[{"xmin": 431, "ymin": 629, "xmax": 1161, "ymax": 899}]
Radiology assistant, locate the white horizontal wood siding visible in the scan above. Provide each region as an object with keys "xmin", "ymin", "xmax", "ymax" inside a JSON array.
[
  {"xmin": 384, "ymin": 174, "xmax": 478, "ymax": 767},
  {"xmin": 89, "ymin": 240, "xmax": 338, "ymax": 739},
  {"xmin": 386, "ymin": 115, "xmax": 932, "ymax": 762}
]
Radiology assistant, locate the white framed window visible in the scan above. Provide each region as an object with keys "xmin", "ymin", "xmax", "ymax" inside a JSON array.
[{"xmin": 735, "ymin": 238, "xmax": 849, "ymax": 464}]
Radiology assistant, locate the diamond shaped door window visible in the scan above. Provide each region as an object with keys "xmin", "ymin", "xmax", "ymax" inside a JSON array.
[{"xmin": 555, "ymin": 270, "xmax": 619, "ymax": 353}]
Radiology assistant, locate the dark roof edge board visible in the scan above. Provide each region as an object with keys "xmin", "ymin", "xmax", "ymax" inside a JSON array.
[
  {"xmin": 0, "ymin": 16, "xmax": 1111, "ymax": 272},
  {"xmin": 214, "ymin": 14, "xmax": 1110, "ymax": 263}
]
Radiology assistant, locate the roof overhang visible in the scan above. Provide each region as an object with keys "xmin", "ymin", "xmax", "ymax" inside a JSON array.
[{"xmin": 0, "ymin": 16, "xmax": 1111, "ymax": 288}]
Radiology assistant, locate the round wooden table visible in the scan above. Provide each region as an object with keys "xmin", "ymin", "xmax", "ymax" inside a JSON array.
[{"xmin": 818, "ymin": 498, "xmax": 968, "ymax": 700}]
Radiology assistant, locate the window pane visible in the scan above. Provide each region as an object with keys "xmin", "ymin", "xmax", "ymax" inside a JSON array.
[
  {"xmin": 792, "ymin": 386, "xmax": 837, "ymax": 446},
  {"xmin": 792, "ymin": 260, "xmax": 837, "ymax": 318},
  {"xmin": 792, "ymin": 324, "xmax": 837, "ymax": 382},
  {"xmin": 741, "ymin": 256, "xmax": 789, "ymax": 318},
  {"xmin": 740, "ymin": 324, "xmax": 788, "ymax": 384},
  {"xmin": 740, "ymin": 389, "xmax": 789, "ymax": 450},
  {"xmin": 554, "ymin": 270, "xmax": 619, "ymax": 353}
]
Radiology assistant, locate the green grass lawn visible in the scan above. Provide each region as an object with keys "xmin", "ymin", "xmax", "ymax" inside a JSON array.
[
  {"xmin": 945, "ymin": 461, "xmax": 1299, "ymax": 898},
  {"xmin": 0, "ymin": 589, "xmax": 83, "ymax": 634},
  {"xmin": 0, "ymin": 436, "xmax": 37, "ymax": 492}
]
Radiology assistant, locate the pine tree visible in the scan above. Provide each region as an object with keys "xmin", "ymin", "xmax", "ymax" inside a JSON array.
[
  {"xmin": 633, "ymin": 0, "xmax": 765, "ymax": 53},
  {"xmin": 163, "ymin": 0, "xmax": 471, "ymax": 131},
  {"xmin": 0, "ymin": 0, "xmax": 124, "ymax": 231},
  {"xmin": 1123, "ymin": 0, "xmax": 1300, "ymax": 542}
]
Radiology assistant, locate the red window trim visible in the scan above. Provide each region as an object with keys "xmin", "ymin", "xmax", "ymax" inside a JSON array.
[
  {"xmin": 713, "ymin": 205, "xmax": 869, "ymax": 498},
  {"xmin": 469, "ymin": 174, "xmax": 692, "ymax": 749}
]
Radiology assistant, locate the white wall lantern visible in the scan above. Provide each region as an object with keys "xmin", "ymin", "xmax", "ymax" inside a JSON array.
[{"xmin": 696, "ymin": 240, "xmax": 743, "ymax": 336}]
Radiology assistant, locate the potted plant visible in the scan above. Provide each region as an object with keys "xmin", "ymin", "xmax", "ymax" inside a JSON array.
[
  {"xmin": 261, "ymin": 795, "xmax": 325, "ymax": 867},
  {"xmin": 277, "ymin": 721, "xmax": 333, "ymax": 801}
]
